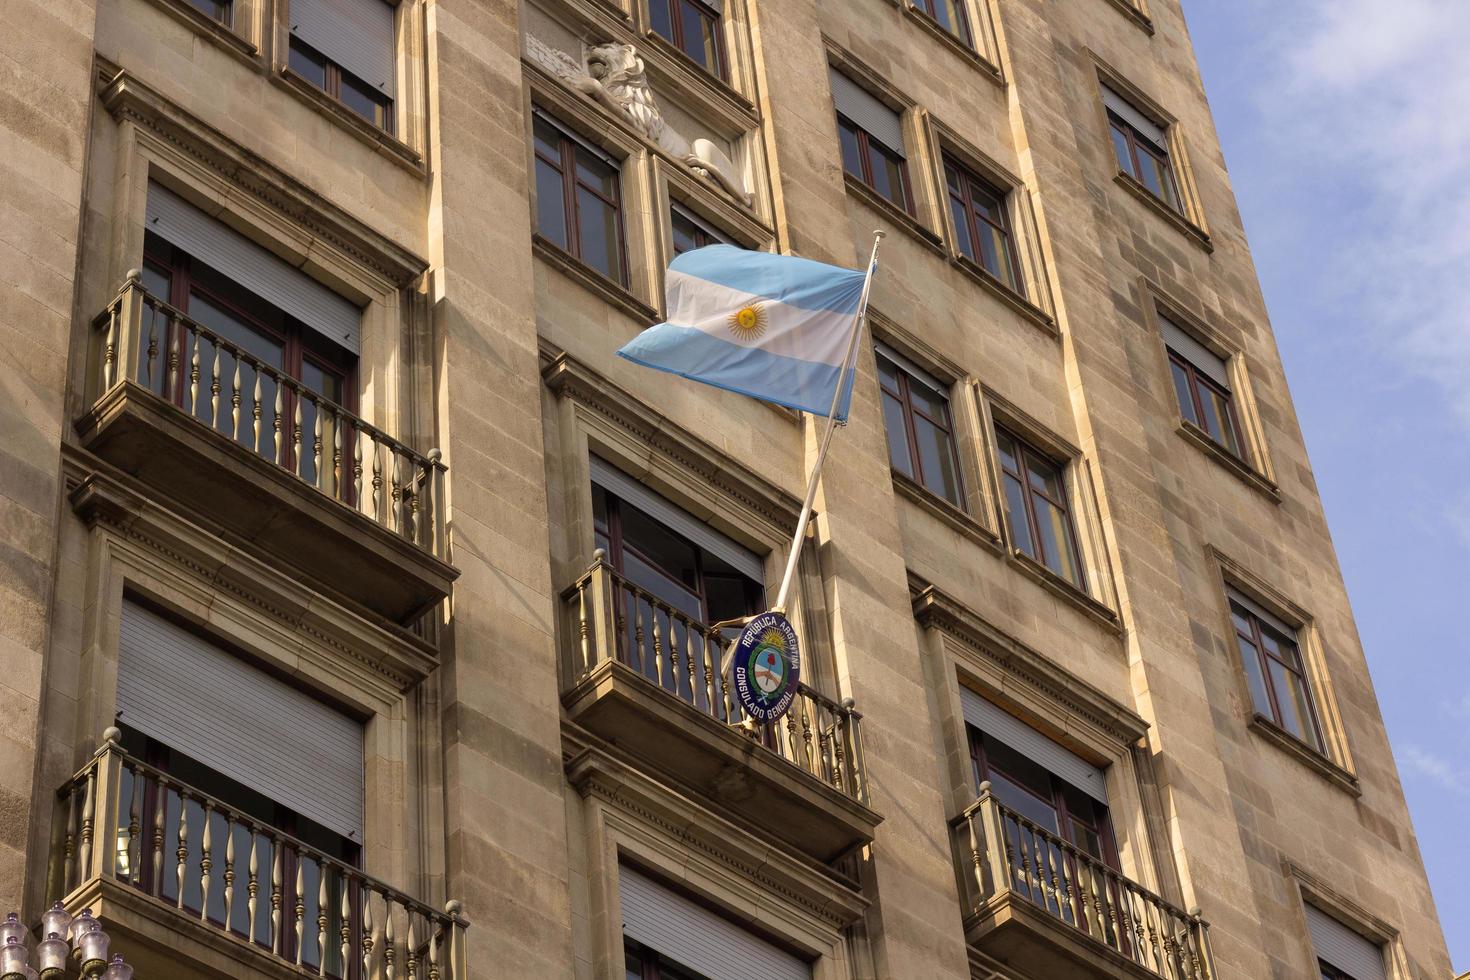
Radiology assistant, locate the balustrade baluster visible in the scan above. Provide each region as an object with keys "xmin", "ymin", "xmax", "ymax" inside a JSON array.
[
  {"xmin": 273, "ymin": 379, "xmax": 285, "ymax": 467},
  {"xmin": 293, "ymin": 857, "xmax": 306, "ymax": 966},
  {"xmin": 188, "ymin": 332, "xmax": 201, "ymax": 416},
  {"xmin": 125, "ymin": 764, "xmax": 142, "ymax": 885},
  {"xmin": 633, "ymin": 599, "xmax": 648, "ymax": 679},
  {"xmin": 331, "ymin": 408, "xmax": 343, "ymax": 500},
  {"xmin": 143, "ymin": 303, "xmax": 158, "ymax": 389},
  {"xmin": 340, "ymin": 873, "xmax": 351, "ymax": 978},
  {"xmin": 175, "ymin": 793, "xmax": 190, "ymax": 911},
  {"xmin": 209, "ymin": 345, "xmax": 222, "ymax": 428},
  {"xmin": 317, "ymin": 863, "xmax": 331, "ymax": 976},
  {"xmin": 354, "ymin": 428, "xmax": 365, "ymax": 513},
  {"xmin": 102, "ymin": 303, "xmax": 119, "ymax": 389},
  {"xmin": 151, "ymin": 778, "xmax": 167, "ymax": 898},
  {"xmin": 166, "ymin": 314, "xmax": 181, "ymax": 400},
  {"xmin": 230, "ymin": 358, "xmax": 242, "ymax": 442},
  {"xmin": 384, "ymin": 898, "xmax": 396, "ymax": 980},
  {"xmin": 361, "ymin": 884, "xmax": 374, "ymax": 980},
  {"xmin": 199, "ymin": 801, "xmax": 214, "ymax": 921},
  {"xmin": 271, "ymin": 838, "xmax": 285, "ymax": 957},
  {"xmin": 252, "ymin": 372, "xmax": 264, "ymax": 454},
  {"xmin": 648, "ymin": 605, "xmax": 664, "ymax": 690},
  {"xmin": 390, "ymin": 448, "xmax": 404, "ymax": 533},
  {"xmin": 77, "ymin": 762, "xmax": 96, "ymax": 879},
  {"xmin": 576, "ymin": 581, "xmax": 591, "ymax": 677},
  {"xmin": 702, "ymin": 629, "xmax": 716, "ymax": 716},
  {"xmin": 372, "ymin": 440, "xmax": 383, "ymax": 523},
  {"xmin": 61, "ymin": 779, "xmax": 80, "ymax": 891},
  {"xmin": 428, "ymin": 920, "xmax": 441, "ymax": 980},
  {"xmin": 223, "ymin": 820, "xmax": 237, "ymax": 932},
  {"xmin": 684, "ymin": 618, "xmax": 698, "ymax": 704},
  {"xmin": 313, "ymin": 399, "xmax": 324, "ymax": 490},
  {"xmin": 247, "ymin": 833, "xmax": 260, "ymax": 945},
  {"xmin": 293, "ymin": 385, "xmax": 305, "ymax": 478},
  {"xmin": 405, "ymin": 916, "xmax": 418, "ymax": 980}
]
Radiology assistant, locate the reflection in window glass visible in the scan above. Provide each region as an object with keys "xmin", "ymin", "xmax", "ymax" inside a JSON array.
[{"xmin": 875, "ymin": 348, "xmax": 963, "ymax": 507}]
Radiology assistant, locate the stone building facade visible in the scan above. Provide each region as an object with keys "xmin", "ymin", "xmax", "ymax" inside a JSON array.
[{"xmin": 0, "ymin": 0, "xmax": 1453, "ymax": 977}]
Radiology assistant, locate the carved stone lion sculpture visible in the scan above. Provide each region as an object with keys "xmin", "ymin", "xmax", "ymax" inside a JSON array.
[{"xmin": 565, "ymin": 42, "xmax": 752, "ymax": 205}]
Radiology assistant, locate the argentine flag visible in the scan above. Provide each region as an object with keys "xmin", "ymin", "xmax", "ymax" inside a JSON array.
[{"xmin": 617, "ymin": 245, "xmax": 870, "ymax": 420}]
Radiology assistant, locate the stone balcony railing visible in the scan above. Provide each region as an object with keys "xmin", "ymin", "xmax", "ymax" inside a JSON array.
[
  {"xmin": 951, "ymin": 784, "xmax": 1216, "ymax": 980},
  {"xmin": 76, "ymin": 275, "xmax": 455, "ymax": 622},
  {"xmin": 51, "ymin": 731, "xmax": 466, "ymax": 980},
  {"xmin": 560, "ymin": 554, "xmax": 879, "ymax": 861}
]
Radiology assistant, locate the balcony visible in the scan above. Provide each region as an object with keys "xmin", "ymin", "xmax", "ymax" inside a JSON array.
[
  {"xmin": 74, "ymin": 275, "xmax": 455, "ymax": 624},
  {"xmin": 560, "ymin": 554, "xmax": 881, "ymax": 863},
  {"xmin": 50, "ymin": 731, "xmax": 466, "ymax": 980},
  {"xmin": 951, "ymin": 785, "xmax": 1216, "ymax": 980}
]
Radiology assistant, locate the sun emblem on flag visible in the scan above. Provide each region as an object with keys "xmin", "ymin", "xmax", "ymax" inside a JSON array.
[{"xmin": 727, "ymin": 303, "xmax": 768, "ymax": 342}]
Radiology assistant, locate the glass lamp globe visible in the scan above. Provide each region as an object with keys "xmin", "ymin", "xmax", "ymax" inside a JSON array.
[
  {"xmin": 0, "ymin": 936, "xmax": 30, "ymax": 980},
  {"xmin": 38, "ymin": 906, "xmax": 69, "ymax": 949},
  {"xmin": 33, "ymin": 935, "xmax": 67, "ymax": 979}
]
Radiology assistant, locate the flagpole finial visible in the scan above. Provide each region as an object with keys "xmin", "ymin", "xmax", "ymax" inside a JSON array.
[{"xmin": 873, "ymin": 230, "xmax": 886, "ymax": 239}]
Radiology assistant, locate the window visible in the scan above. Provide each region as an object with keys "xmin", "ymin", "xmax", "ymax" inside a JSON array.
[
  {"xmin": 1161, "ymin": 315, "xmax": 1248, "ymax": 460},
  {"xmin": 670, "ymin": 204, "xmax": 729, "ymax": 257},
  {"xmin": 624, "ymin": 940, "xmax": 705, "ymax": 980},
  {"xmin": 830, "ymin": 68, "xmax": 913, "ymax": 213},
  {"xmin": 1305, "ymin": 904, "xmax": 1388, "ymax": 980},
  {"xmin": 1230, "ymin": 591, "xmax": 1325, "ymax": 752},
  {"xmin": 189, "ymin": 0, "xmax": 231, "ymax": 24},
  {"xmin": 995, "ymin": 428, "xmax": 1085, "ymax": 588},
  {"xmin": 288, "ymin": 0, "xmax": 397, "ymax": 132},
  {"xmin": 1103, "ymin": 86, "xmax": 1180, "ymax": 211},
  {"xmin": 945, "ymin": 157, "xmax": 1022, "ymax": 292},
  {"xmin": 876, "ymin": 345, "xmax": 964, "ymax": 508},
  {"xmin": 648, "ymin": 0, "xmax": 725, "ymax": 79},
  {"xmin": 914, "ymin": 0, "xmax": 974, "ymax": 47},
  {"xmin": 534, "ymin": 112, "xmax": 629, "ymax": 286}
]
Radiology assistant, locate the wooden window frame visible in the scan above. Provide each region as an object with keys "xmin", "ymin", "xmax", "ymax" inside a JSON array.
[
  {"xmin": 945, "ymin": 156, "xmax": 1023, "ymax": 294},
  {"xmin": 995, "ymin": 427, "xmax": 1086, "ymax": 589},
  {"xmin": 1168, "ymin": 348, "xmax": 1249, "ymax": 462},
  {"xmin": 535, "ymin": 114, "xmax": 631, "ymax": 288},
  {"xmin": 287, "ymin": 35, "xmax": 396, "ymax": 134},
  {"xmin": 648, "ymin": 0, "xmax": 728, "ymax": 81},
  {"xmin": 877, "ymin": 349, "xmax": 965, "ymax": 509},
  {"xmin": 1231, "ymin": 600, "xmax": 1327, "ymax": 753},
  {"xmin": 624, "ymin": 938, "xmax": 706, "ymax": 980},
  {"xmin": 914, "ymin": 0, "xmax": 975, "ymax": 48},
  {"xmin": 669, "ymin": 204, "xmax": 729, "ymax": 257},
  {"xmin": 838, "ymin": 113, "xmax": 915, "ymax": 215},
  {"xmin": 1108, "ymin": 111, "xmax": 1180, "ymax": 211}
]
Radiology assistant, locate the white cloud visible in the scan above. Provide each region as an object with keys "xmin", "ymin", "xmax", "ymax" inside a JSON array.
[{"xmin": 1399, "ymin": 744, "xmax": 1470, "ymax": 796}]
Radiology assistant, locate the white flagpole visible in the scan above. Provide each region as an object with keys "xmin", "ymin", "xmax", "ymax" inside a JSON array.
[{"xmin": 772, "ymin": 230, "xmax": 885, "ymax": 613}]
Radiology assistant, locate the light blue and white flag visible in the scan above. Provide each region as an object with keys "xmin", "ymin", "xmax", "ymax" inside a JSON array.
[{"xmin": 617, "ymin": 244, "xmax": 871, "ymax": 420}]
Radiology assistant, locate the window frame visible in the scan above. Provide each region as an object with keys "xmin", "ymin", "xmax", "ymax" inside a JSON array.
[
  {"xmin": 837, "ymin": 112, "xmax": 916, "ymax": 215},
  {"xmin": 994, "ymin": 427, "xmax": 1087, "ymax": 589},
  {"xmin": 1231, "ymin": 597, "xmax": 1327, "ymax": 753},
  {"xmin": 647, "ymin": 0, "xmax": 728, "ymax": 81},
  {"xmin": 534, "ymin": 112, "xmax": 631, "ymax": 288},
  {"xmin": 1318, "ymin": 963, "xmax": 1354, "ymax": 980},
  {"xmin": 914, "ymin": 0, "xmax": 975, "ymax": 47},
  {"xmin": 624, "ymin": 938, "xmax": 707, "ymax": 980},
  {"xmin": 944, "ymin": 155, "xmax": 1023, "ymax": 295},
  {"xmin": 669, "ymin": 203, "xmax": 730, "ymax": 257},
  {"xmin": 287, "ymin": 34, "xmax": 396, "ymax": 134},
  {"xmin": 876, "ymin": 347, "xmax": 966, "ymax": 509},
  {"xmin": 189, "ymin": 0, "xmax": 232, "ymax": 25},
  {"xmin": 1168, "ymin": 347, "xmax": 1249, "ymax": 461},
  {"xmin": 1108, "ymin": 110, "xmax": 1181, "ymax": 211}
]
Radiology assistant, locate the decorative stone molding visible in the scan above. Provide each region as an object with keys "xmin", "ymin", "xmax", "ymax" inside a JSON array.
[{"xmin": 911, "ymin": 581, "xmax": 1148, "ymax": 748}]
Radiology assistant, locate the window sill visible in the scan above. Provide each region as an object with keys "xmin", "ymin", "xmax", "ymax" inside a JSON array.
[
  {"xmin": 533, "ymin": 234, "xmax": 661, "ymax": 325},
  {"xmin": 1113, "ymin": 172, "xmax": 1213, "ymax": 253},
  {"xmin": 898, "ymin": 4, "xmax": 1006, "ymax": 85},
  {"xmin": 1102, "ymin": 0, "xmax": 1156, "ymax": 36},
  {"xmin": 843, "ymin": 174, "xmax": 946, "ymax": 258},
  {"xmin": 892, "ymin": 471, "xmax": 1003, "ymax": 552},
  {"xmin": 950, "ymin": 254, "xmax": 1057, "ymax": 338},
  {"xmin": 144, "ymin": 0, "xmax": 260, "ymax": 66},
  {"xmin": 1008, "ymin": 549, "xmax": 1122, "ymax": 632},
  {"xmin": 640, "ymin": 29, "xmax": 759, "ymax": 118},
  {"xmin": 1176, "ymin": 420, "xmax": 1281, "ymax": 503},
  {"xmin": 274, "ymin": 68, "xmax": 426, "ymax": 176},
  {"xmin": 1249, "ymin": 714, "xmax": 1361, "ymax": 798}
]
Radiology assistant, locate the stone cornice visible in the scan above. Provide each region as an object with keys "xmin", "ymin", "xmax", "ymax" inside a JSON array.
[
  {"xmin": 540, "ymin": 343, "xmax": 804, "ymax": 533},
  {"xmin": 95, "ymin": 60, "xmax": 429, "ymax": 288},
  {"xmin": 562, "ymin": 728, "xmax": 868, "ymax": 931},
  {"xmin": 911, "ymin": 581, "xmax": 1148, "ymax": 747},
  {"xmin": 65, "ymin": 448, "xmax": 438, "ymax": 695}
]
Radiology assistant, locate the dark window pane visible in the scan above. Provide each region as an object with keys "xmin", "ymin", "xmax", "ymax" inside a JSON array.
[
  {"xmin": 533, "ymin": 117, "xmax": 563, "ymax": 161},
  {"xmin": 1110, "ymin": 123, "xmax": 1134, "ymax": 177},
  {"xmin": 620, "ymin": 504, "xmax": 699, "ymax": 593},
  {"xmin": 576, "ymin": 150, "xmax": 619, "ymax": 199},
  {"xmin": 1033, "ymin": 495, "xmax": 1082, "ymax": 586},
  {"xmin": 1268, "ymin": 659, "xmax": 1317, "ymax": 745},
  {"xmin": 1170, "ymin": 359, "xmax": 1198, "ymax": 425},
  {"xmin": 838, "ymin": 121, "xmax": 864, "ymax": 181},
  {"xmin": 340, "ymin": 71, "xmax": 390, "ymax": 129},
  {"xmin": 882, "ymin": 392, "xmax": 914, "ymax": 478},
  {"xmin": 950, "ymin": 196, "xmax": 975, "ymax": 261},
  {"xmin": 142, "ymin": 262, "xmax": 172, "ymax": 302},
  {"xmin": 913, "ymin": 415, "xmax": 961, "ymax": 505},
  {"xmin": 870, "ymin": 146, "xmax": 908, "ymax": 209},
  {"xmin": 1003, "ymin": 472, "xmax": 1034, "ymax": 557},
  {"xmin": 1236, "ymin": 635, "xmax": 1273, "ymax": 716},
  {"xmin": 907, "ymin": 380, "xmax": 948, "ymax": 423},
  {"xmin": 535, "ymin": 159, "xmax": 568, "ymax": 249},
  {"xmin": 189, "ymin": 0, "xmax": 229, "ymax": 23},
  {"xmin": 288, "ymin": 37, "xmax": 328, "ymax": 89},
  {"xmin": 677, "ymin": 0, "xmax": 717, "ymax": 71},
  {"xmin": 671, "ymin": 209, "xmax": 702, "ymax": 256},
  {"xmin": 576, "ymin": 188, "xmax": 623, "ymax": 282},
  {"xmin": 1025, "ymin": 452, "xmax": 1066, "ymax": 502},
  {"xmin": 996, "ymin": 430, "xmax": 1020, "ymax": 475},
  {"xmin": 1201, "ymin": 386, "xmax": 1243, "ymax": 456},
  {"xmin": 648, "ymin": 0, "xmax": 674, "ymax": 43}
]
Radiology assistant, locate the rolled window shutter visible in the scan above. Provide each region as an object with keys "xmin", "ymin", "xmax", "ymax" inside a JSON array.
[
  {"xmin": 961, "ymin": 688, "xmax": 1108, "ymax": 804},
  {"xmin": 829, "ymin": 68, "xmax": 905, "ymax": 155},
  {"xmin": 1305, "ymin": 905, "xmax": 1386, "ymax": 980},
  {"xmin": 874, "ymin": 342, "xmax": 947, "ymax": 398},
  {"xmin": 1102, "ymin": 85, "xmax": 1167, "ymax": 151},
  {"xmin": 291, "ymin": 0, "xmax": 397, "ymax": 93},
  {"xmin": 590, "ymin": 457, "xmax": 766, "ymax": 584},
  {"xmin": 146, "ymin": 182, "xmax": 362, "ymax": 355},
  {"xmin": 117, "ymin": 601, "xmax": 365, "ymax": 841},
  {"xmin": 1160, "ymin": 317, "xmax": 1230, "ymax": 389},
  {"xmin": 619, "ymin": 865, "xmax": 809, "ymax": 980},
  {"xmin": 1228, "ymin": 588, "xmax": 1297, "ymax": 640}
]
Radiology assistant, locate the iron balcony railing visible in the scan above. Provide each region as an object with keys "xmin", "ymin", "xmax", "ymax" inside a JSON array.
[
  {"xmin": 89, "ymin": 273, "xmax": 448, "ymax": 559},
  {"xmin": 562, "ymin": 552, "xmax": 870, "ymax": 806},
  {"xmin": 951, "ymin": 783, "xmax": 1215, "ymax": 980},
  {"xmin": 53, "ymin": 731, "xmax": 467, "ymax": 980}
]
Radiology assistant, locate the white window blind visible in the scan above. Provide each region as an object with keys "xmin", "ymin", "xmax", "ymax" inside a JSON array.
[
  {"xmin": 145, "ymin": 182, "xmax": 363, "ymax": 355},
  {"xmin": 1305, "ymin": 905, "xmax": 1387, "ymax": 980},
  {"xmin": 590, "ymin": 457, "xmax": 766, "ymax": 584},
  {"xmin": 290, "ymin": 0, "xmax": 397, "ymax": 93},
  {"xmin": 1160, "ymin": 316, "xmax": 1230, "ymax": 388},
  {"xmin": 829, "ymin": 68, "xmax": 905, "ymax": 155},
  {"xmin": 961, "ymin": 687, "xmax": 1108, "ymax": 804},
  {"xmin": 116, "ymin": 600, "xmax": 366, "ymax": 841},
  {"xmin": 619, "ymin": 865, "xmax": 810, "ymax": 980},
  {"xmin": 1102, "ymin": 85, "xmax": 1167, "ymax": 151}
]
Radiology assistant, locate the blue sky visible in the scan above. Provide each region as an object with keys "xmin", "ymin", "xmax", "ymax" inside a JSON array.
[{"xmin": 1182, "ymin": 0, "xmax": 1469, "ymax": 968}]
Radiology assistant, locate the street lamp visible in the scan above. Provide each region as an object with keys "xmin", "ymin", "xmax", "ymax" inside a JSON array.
[{"xmin": 0, "ymin": 904, "xmax": 134, "ymax": 979}]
